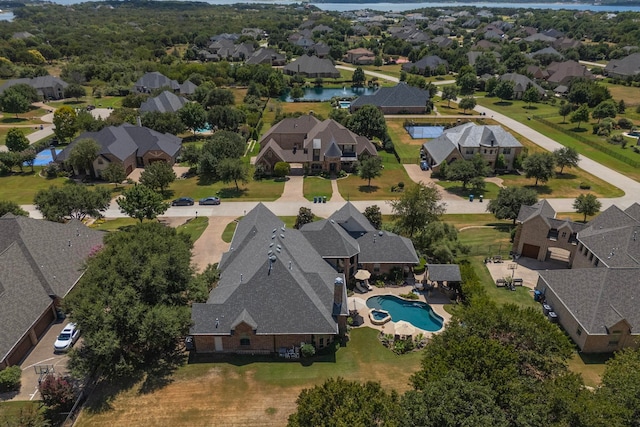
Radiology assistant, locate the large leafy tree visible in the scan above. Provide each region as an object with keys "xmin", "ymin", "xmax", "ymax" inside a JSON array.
[
  {"xmin": 553, "ymin": 146, "xmax": 579, "ymax": 174},
  {"xmin": 445, "ymin": 159, "xmax": 477, "ymax": 189},
  {"xmin": 458, "ymin": 96, "xmax": 476, "ymax": 114},
  {"xmin": 494, "ymin": 80, "xmax": 515, "ymax": 102},
  {"xmin": 65, "ymin": 222, "xmax": 206, "ymax": 379},
  {"xmin": 486, "ymin": 186, "xmax": 538, "ymax": 224},
  {"xmin": 570, "ymin": 104, "xmax": 590, "ymax": 130},
  {"xmin": 0, "ymin": 84, "xmax": 38, "ymax": 118},
  {"xmin": 208, "ymin": 105, "xmax": 246, "ymax": 132},
  {"xmin": 5, "ymin": 128, "xmax": 29, "ymax": 152},
  {"xmin": 522, "ymin": 152, "xmax": 556, "ymax": 186},
  {"xmin": 596, "ymin": 347, "xmax": 640, "ymax": 425},
  {"xmin": 288, "ymin": 378, "xmax": 401, "ymax": 427},
  {"xmin": 363, "ymin": 205, "xmax": 382, "ymax": 230},
  {"xmin": 101, "ymin": 162, "xmax": 127, "ymax": 187},
  {"xmin": 559, "ymin": 103, "xmax": 573, "ymax": 123},
  {"xmin": 140, "ymin": 111, "xmax": 185, "ymax": 136},
  {"xmin": 68, "ymin": 138, "xmax": 100, "ymax": 176},
  {"xmin": 522, "ymin": 86, "xmax": 540, "ymax": 108},
  {"xmin": 441, "ymin": 85, "xmax": 458, "ymax": 108},
  {"xmin": 358, "ymin": 156, "xmax": 382, "ymax": 189},
  {"xmin": 65, "ymin": 83, "xmax": 86, "ymax": 101},
  {"xmin": 390, "ymin": 182, "xmax": 445, "ymax": 238},
  {"xmin": 139, "ymin": 161, "xmax": 176, "ymax": 193},
  {"xmin": 53, "ymin": 106, "xmax": 79, "ymax": 142},
  {"xmin": 352, "ymin": 67, "xmax": 366, "ymax": 86},
  {"xmin": 346, "ymin": 104, "xmax": 387, "ymax": 141},
  {"xmin": 217, "ymin": 157, "xmax": 248, "ymax": 191},
  {"xmin": 413, "ymin": 221, "xmax": 469, "ymax": 264},
  {"xmin": 0, "ymin": 200, "xmax": 28, "ymax": 217},
  {"xmin": 591, "ymin": 99, "xmax": 617, "ymax": 123},
  {"xmin": 117, "ymin": 184, "xmax": 169, "ymax": 222},
  {"xmin": 34, "ymin": 184, "xmax": 111, "ymax": 222},
  {"xmin": 178, "ymin": 101, "xmax": 207, "ymax": 136},
  {"xmin": 573, "ymin": 193, "xmax": 601, "ymax": 222},
  {"xmin": 198, "ymin": 131, "xmax": 245, "ymax": 179},
  {"xmin": 456, "ymin": 69, "xmax": 477, "ymax": 96},
  {"xmin": 294, "ymin": 206, "xmax": 314, "ymax": 229}
]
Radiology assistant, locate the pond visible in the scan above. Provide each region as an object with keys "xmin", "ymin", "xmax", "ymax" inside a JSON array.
[{"xmin": 280, "ymin": 86, "xmax": 377, "ymax": 102}]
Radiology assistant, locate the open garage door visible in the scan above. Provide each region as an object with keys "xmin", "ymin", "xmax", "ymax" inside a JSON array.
[{"xmin": 521, "ymin": 243, "xmax": 540, "ymax": 259}]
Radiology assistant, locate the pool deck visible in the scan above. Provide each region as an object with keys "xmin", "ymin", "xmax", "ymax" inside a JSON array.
[{"xmin": 347, "ymin": 280, "xmax": 453, "ymax": 340}]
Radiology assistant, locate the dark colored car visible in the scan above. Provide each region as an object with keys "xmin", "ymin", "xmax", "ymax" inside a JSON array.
[
  {"xmin": 199, "ymin": 196, "xmax": 221, "ymax": 205},
  {"xmin": 420, "ymin": 161, "xmax": 429, "ymax": 171},
  {"xmin": 171, "ymin": 197, "xmax": 194, "ymax": 206},
  {"xmin": 86, "ymin": 105, "xmax": 96, "ymax": 111}
]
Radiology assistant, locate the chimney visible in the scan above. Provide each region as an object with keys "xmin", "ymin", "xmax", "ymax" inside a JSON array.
[
  {"xmin": 136, "ymin": 116, "xmax": 142, "ymax": 127},
  {"xmin": 333, "ymin": 277, "xmax": 345, "ymax": 307}
]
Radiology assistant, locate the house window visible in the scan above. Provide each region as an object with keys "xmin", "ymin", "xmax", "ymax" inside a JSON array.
[
  {"xmin": 503, "ymin": 148, "xmax": 511, "ymax": 155},
  {"xmin": 561, "ymin": 232, "xmax": 567, "ymax": 238},
  {"xmin": 465, "ymin": 149, "xmax": 474, "ymax": 155},
  {"xmin": 240, "ymin": 338, "xmax": 250, "ymax": 346},
  {"xmin": 594, "ymin": 258, "xmax": 599, "ymax": 267},
  {"xmin": 97, "ymin": 158, "xmax": 104, "ymax": 165},
  {"xmin": 373, "ymin": 263, "xmax": 380, "ymax": 273},
  {"xmin": 313, "ymin": 149, "xmax": 320, "ymax": 161},
  {"xmin": 576, "ymin": 328, "xmax": 582, "ymax": 336},
  {"xmin": 608, "ymin": 340, "xmax": 619, "ymax": 346},
  {"xmin": 319, "ymin": 338, "xmax": 324, "ymax": 348},
  {"xmin": 483, "ymin": 149, "xmax": 487, "ymax": 154}
]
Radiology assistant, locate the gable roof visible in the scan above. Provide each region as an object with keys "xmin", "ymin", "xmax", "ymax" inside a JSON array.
[
  {"xmin": 499, "ymin": 73, "xmax": 545, "ymax": 94},
  {"xmin": 350, "ymin": 83, "xmax": 430, "ymax": 110},
  {"xmin": 0, "ymin": 76, "xmax": 68, "ymax": 96},
  {"xmin": 134, "ymin": 72, "xmax": 180, "ymax": 92},
  {"xmin": 516, "ymin": 199, "xmax": 556, "ymax": 223},
  {"xmin": 0, "ymin": 215, "xmax": 104, "ymax": 364},
  {"xmin": 421, "ymin": 134, "xmax": 459, "ymax": 166},
  {"xmin": 283, "ymin": 55, "xmax": 340, "ymax": 77},
  {"xmin": 604, "ymin": 52, "xmax": 640, "ymax": 77},
  {"xmin": 300, "ymin": 219, "xmax": 360, "ymax": 258},
  {"xmin": 328, "ymin": 202, "xmax": 376, "ymax": 236},
  {"xmin": 356, "ymin": 231, "xmax": 419, "ymax": 264},
  {"xmin": 546, "ymin": 60, "xmax": 592, "ymax": 84},
  {"xmin": 180, "ymin": 80, "xmax": 198, "ymax": 95},
  {"xmin": 427, "ymin": 264, "xmax": 462, "ymax": 282},
  {"xmin": 402, "ymin": 55, "xmax": 448, "ymax": 72},
  {"xmin": 139, "ymin": 91, "xmax": 188, "ymax": 113}
]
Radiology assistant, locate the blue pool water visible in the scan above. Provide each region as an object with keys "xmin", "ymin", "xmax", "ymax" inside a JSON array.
[
  {"xmin": 281, "ymin": 87, "xmax": 377, "ymax": 102},
  {"xmin": 29, "ymin": 149, "xmax": 61, "ymax": 166},
  {"xmin": 405, "ymin": 125, "xmax": 445, "ymax": 139},
  {"xmin": 628, "ymin": 131, "xmax": 640, "ymax": 137},
  {"xmin": 371, "ymin": 310, "xmax": 388, "ymax": 321},
  {"xmin": 366, "ymin": 295, "xmax": 443, "ymax": 332},
  {"xmin": 338, "ymin": 101, "xmax": 351, "ymax": 109}
]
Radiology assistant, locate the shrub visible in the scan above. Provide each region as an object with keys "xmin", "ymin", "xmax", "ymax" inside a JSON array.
[
  {"xmin": 579, "ymin": 182, "xmax": 591, "ymax": 190},
  {"xmin": 636, "ymin": 105, "xmax": 640, "ymax": 114},
  {"xmin": 301, "ymin": 343, "xmax": 316, "ymax": 358},
  {"xmin": 44, "ymin": 162, "xmax": 60, "ymax": 178},
  {"xmin": 413, "ymin": 264, "xmax": 425, "ymax": 275},
  {"xmin": 338, "ymin": 170, "xmax": 347, "ymax": 178},
  {"xmin": 607, "ymin": 134, "xmax": 625, "ymax": 145},
  {"xmin": 0, "ymin": 366, "xmax": 21, "ymax": 392},
  {"xmin": 39, "ymin": 374, "xmax": 76, "ymax": 411},
  {"xmin": 397, "ymin": 181, "xmax": 405, "ymax": 189},
  {"xmin": 618, "ymin": 118, "xmax": 633, "ymax": 129},
  {"xmin": 273, "ymin": 161, "xmax": 290, "ymax": 178},
  {"xmin": 399, "ymin": 292, "xmax": 419, "ymax": 300}
]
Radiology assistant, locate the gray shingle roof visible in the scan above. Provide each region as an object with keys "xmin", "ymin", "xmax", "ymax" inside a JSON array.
[
  {"xmin": 134, "ymin": 71, "xmax": 180, "ymax": 92},
  {"xmin": 328, "ymin": 202, "xmax": 376, "ymax": 235},
  {"xmin": 350, "ymin": 83, "xmax": 430, "ymax": 110},
  {"xmin": 516, "ymin": 199, "xmax": 556, "ymax": 223},
  {"xmin": 324, "ymin": 140, "xmax": 342, "ymax": 158},
  {"xmin": 300, "ymin": 219, "xmax": 359, "ymax": 258},
  {"xmin": 139, "ymin": 91, "xmax": 188, "ymax": 113},
  {"xmin": 605, "ymin": 53, "xmax": 640, "ymax": 77},
  {"xmin": 539, "ymin": 268, "xmax": 640, "ymax": 335},
  {"xmin": 427, "ymin": 264, "xmax": 462, "ymax": 282},
  {"xmin": 179, "ymin": 80, "xmax": 198, "ymax": 95},
  {"xmin": 422, "ymin": 135, "xmax": 458, "ymax": 166},
  {"xmin": 0, "ymin": 215, "xmax": 103, "ymax": 364},
  {"xmin": 283, "ymin": 55, "xmax": 340, "ymax": 78},
  {"xmin": 356, "ymin": 231, "xmax": 419, "ymax": 264},
  {"xmin": 500, "ymin": 73, "xmax": 545, "ymax": 95},
  {"xmin": 0, "ymin": 76, "xmax": 68, "ymax": 95}
]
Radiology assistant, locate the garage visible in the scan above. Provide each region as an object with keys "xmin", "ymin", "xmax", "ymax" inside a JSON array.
[{"xmin": 521, "ymin": 243, "xmax": 540, "ymax": 259}]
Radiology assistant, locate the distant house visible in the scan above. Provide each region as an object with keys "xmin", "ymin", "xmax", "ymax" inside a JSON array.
[
  {"xmin": 344, "ymin": 48, "xmax": 375, "ymax": 65},
  {"xmin": 283, "ymin": 55, "xmax": 340, "ymax": 79},
  {"xmin": 245, "ymin": 48, "xmax": 286, "ymax": 66},
  {"xmin": 189, "ymin": 202, "xmax": 418, "ymax": 355},
  {"xmin": 421, "ymin": 122, "xmax": 523, "ymax": 173},
  {"xmin": 546, "ymin": 61, "xmax": 592, "ymax": 85},
  {"xmin": 604, "ymin": 52, "xmax": 640, "ymax": 79},
  {"xmin": 133, "ymin": 72, "xmax": 180, "ymax": 94},
  {"xmin": 499, "ymin": 73, "xmax": 545, "ymax": 99},
  {"xmin": 467, "ymin": 51, "xmax": 501, "ymax": 67},
  {"xmin": 139, "ymin": 91, "xmax": 189, "ymax": 114},
  {"xmin": 255, "ymin": 114, "xmax": 377, "ymax": 174},
  {"xmin": 350, "ymin": 83, "xmax": 430, "ymax": 114},
  {"xmin": 55, "ymin": 124, "xmax": 182, "ymax": 176},
  {"xmin": 401, "ymin": 55, "xmax": 448, "ymax": 75},
  {"xmin": 179, "ymin": 80, "xmax": 198, "ymax": 96},
  {"xmin": 0, "ymin": 76, "xmax": 68, "ymax": 100},
  {"xmin": 518, "ymin": 201, "xmax": 640, "ymax": 353},
  {"xmin": 0, "ymin": 215, "xmax": 104, "ymax": 369},
  {"xmin": 12, "ymin": 31, "xmax": 34, "ymax": 40}
]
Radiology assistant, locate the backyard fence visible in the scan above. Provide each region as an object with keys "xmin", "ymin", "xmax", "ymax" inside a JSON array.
[{"xmin": 532, "ymin": 115, "xmax": 640, "ymax": 169}]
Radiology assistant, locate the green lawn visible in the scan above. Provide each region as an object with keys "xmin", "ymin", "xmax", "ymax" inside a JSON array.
[
  {"xmin": 0, "ymin": 127, "xmax": 35, "ymax": 145},
  {"xmin": 48, "ymin": 95, "xmax": 123, "ymax": 110},
  {"xmin": 0, "ymin": 106, "xmax": 49, "ymax": 125},
  {"xmin": 0, "ymin": 170, "xmax": 69, "ymax": 204},
  {"xmin": 336, "ymin": 152, "xmax": 410, "ymax": 200},
  {"xmin": 303, "ymin": 176, "xmax": 333, "ymax": 201},
  {"xmin": 436, "ymin": 180, "xmax": 501, "ymax": 199},
  {"xmin": 176, "ymin": 217, "xmax": 209, "ymax": 242},
  {"xmin": 167, "ymin": 173, "xmax": 285, "ymax": 202},
  {"xmin": 90, "ymin": 218, "xmax": 139, "ymax": 231},
  {"xmin": 500, "ymin": 171, "xmax": 623, "ymax": 198},
  {"xmin": 0, "ymin": 401, "xmax": 44, "ymax": 425},
  {"xmin": 567, "ymin": 352, "xmax": 611, "ymax": 388}
]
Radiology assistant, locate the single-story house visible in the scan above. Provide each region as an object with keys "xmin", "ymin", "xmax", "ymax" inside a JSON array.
[
  {"xmin": 0, "ymin": 76, "xmax": 68, "ymax": 100},
  {"xmin": 283, "ymin": 55, "xmax": 340, "ymax": 79},
  {"xmin": 499, "ymin": 73, "xmax": 546, "ymax": 99},
  {"xmin": 604, "ymin": 52, "xmax": 640, "ymax": 79},
  {"xmin": 54, "ymin": 123, "xmax": 182, "ymax": 176},
  {"xmin": 401, "ymin": 55, "xmax": 448, "ymax": 75},
  {"xmin": 255, "ymin": 114, "xmax": 377, "ymax": 174},
  {"xmin": 421, "ymin": 122, "xmax": 523, "ymax": 173},
  {"xmin": 139, "ymin": 91, "xmax": 189, "ymax": 114},
  {"xmin": 0, "ymin": 215, "xmax": 104, "ymax": 369},
  {"xmin": 350, "ymin": 83, "xmax": 430, "ymax": 114},
  {"xmin": 245, "ymin": 48, "xmax": 286, "ymax": 66},
  {"xmin": 546, "ymin": 61, "xmax": 593, "ymax": 86},
  {"xmin": 133, "ymin": 71, "xmax": 180, "ymax": 94}
]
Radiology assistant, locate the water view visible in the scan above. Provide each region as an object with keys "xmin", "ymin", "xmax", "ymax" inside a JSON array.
[{"xmin": 280, "ymin": 86, "xmax": 377, "ymax": 102}]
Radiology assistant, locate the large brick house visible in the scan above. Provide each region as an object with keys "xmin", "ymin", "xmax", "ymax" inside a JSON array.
[{"xmin": 515, "ymin": 200, "xmax": 640, "ymax": 353}]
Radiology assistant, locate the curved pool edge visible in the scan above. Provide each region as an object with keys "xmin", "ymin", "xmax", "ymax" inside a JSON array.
[{"xmin": 365, "ymin": 294, "xmax": 445, "ymax": 333}]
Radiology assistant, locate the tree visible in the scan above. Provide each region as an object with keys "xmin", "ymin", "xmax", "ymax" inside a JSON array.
[
  {"xmin": 217, "ymin": 157, "xmax": 248, "ymax": 191},
  {"xmin": 597, "ymin": 347, "xmax": 640, "ymax": 425},
  {"xmin": 346, "ymin": 104, "xmax": 387, "ymax": 141},
  {"xmin": 53, "ymin": 106, "xmax": 79, "ymax": 142},
  {"xmin": 414, "ymin": 221, "xmax": 469, "ymax": 264},
  {"xmin": 273, "ymin": 161, "xmax": 290, "ymax": 178},
  {"xmin": 458, "ymin": 96, "xmax": 476, "ymax": 114},
  {"xmin": 390, "ymin": 182, "xmax": 446, "ymax": 238},
  {"xmin": 101, "ymin": 162, "xmax": 127, "ymax": 188},
  {"xmin": 65, "ymin": 222, "xmax": 205, "ymax": 379},
  {"xmin": 0, "ymin": 87, "xmax": 31, "ymax": 118},
  {"xmin": 177, "ymin": 101, "xmax": 206, "ymax": 137},
  {"xmin": 617, "ymin": 99, "xmax": 626, "ymax": 114},
  {"xmin": 141, "ymin": 111, "xmax": 186, "ymax": 136},
  {"xmin": 352, "ymin": 67, "xmax": 366, "ymax": 86},
  {"xmin": 445, "ymin": 160, "xmax": 477, "ymax": 189},
  {"xmin": 559, "ymin": 103, "xmax": 573, "ymax": 123},
  {"xmin": 5, "ymin": 128, "xmax": 29, "ymax": 152},
  {"xmin": 294, "ymin": 206, "xmax": 314, "ymax": 229},
  {"xmin": 553, "ymin": 146, "xmax": 579, "ymax": 174},
  {"xmin": 363, "ymin": 205, "xmax": 382, "ymax": 230},
  {"xmin": 203, "ymin": 87, "xmax": 234, "ymax": 108},
  {"xmin": 358, "ymin": 156, "xmax": 383, "ymax": 189},
  {"xmin": 290, "ymin": 86, "xmax": 304, "ymax": 101},
  {"xmin": 208, "ymin": 105, "xmax": 246, "ymax": 131},
  {"xmin": 494, "ymin": 80, "xmax": 515, "ymax": 102},
  {"xmin": 117, "ymin": 184, "xmax": 169, "ymax": 222},
  {"xmin": 38, "ymin": 374, "xmax": 76, "ymax": 412},
  {"xmin": 67, "ymin": 138, "xmax": 99, "ymax": 176},
  {"xmin": 288, "ymin": 378, "xmax": 401, "ymax": 427},
  {"xmin": 522, "ymin": 86, "xmax": 540, "ymax": 108},
  {"xmin": 456, "ymin": 71, "xmax": 477, "ymax": 96},
  {"xmin": 65, "ymin": 83, "xmax": 86, "ymax": 101},
  {"xmin": 573, "ymin": 193, "xmax": 601, "ymax": 222},
  {"xmin": 441, "ymin": 85, "xmax": 458, "ymax": 108},
  {"xmin": 570, "ymin": 104, "xmax": 590, "ymax": 130},
  {"xmin": 181, "ymin": 144, "xmax": 201, "ymax": 169},
  {"xmin": 139, "ymin": 161, "xmax": 176, "ymax": 193},
  {"xmin": 0, "ymin": 200, "xmax": 28, "ymax": 217},
  {"xmin": 199, "ymin": 131, "xmax": 246, "ymax": 180},
  {"xmin": 522, "ymin": 152, "xmax": 556, "ymax": 186},
  {"xmin": 591, "ymin": 100, "xmax": 617, "ymax": 123},
  {"xmin": 487, "ymin": 186, "xmax": 538, "ymax": 224},
  {"xmin": 34, "ymin": 184, "xmax": 111, "ymax": 222}
]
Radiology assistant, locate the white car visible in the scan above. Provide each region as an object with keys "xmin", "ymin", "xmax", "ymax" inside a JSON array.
[{"xmin": 53, "ymin": 323, "xmax": 80, "ymax": 352}]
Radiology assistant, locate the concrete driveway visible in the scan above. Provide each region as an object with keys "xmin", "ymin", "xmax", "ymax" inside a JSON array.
[{"xmin": 191, "ymin": 216, "xmax": 234, "ymax": 271}]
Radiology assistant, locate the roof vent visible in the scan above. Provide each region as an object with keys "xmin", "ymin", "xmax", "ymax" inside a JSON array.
[
  {"xmin": 215, "ymin": 318, "xmax": 219, "ymax": 328},
  {"xmin": 378, "ymin": 231, "xmax": 383, "ymax": 236},
  {"xmin": 240, "ymin": 274, "xmax": 243, "ymax": 282},
  {"xmin": 330, "ymin": 219, "xmax": 335, "ymax": 224},
  {"xmin": 280, "ymin": 233, "xmax": 285, "ymax": 239},
  {"xmin": 273, "ymin": 228, "xmax": 277, "ymax": 233},
  {"xmin": 269, "ymin": 242, "xmax": 274, "ymax": 247},
  {"xmin": 281, "ymin": 226, "xmax": 285, "ymax": 232},
  {"xmin": 289, "ymin": 261, "xmax": 292, "ymax": 270}
]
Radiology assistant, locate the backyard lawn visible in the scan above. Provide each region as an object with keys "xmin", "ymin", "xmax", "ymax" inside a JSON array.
[
  {"xmin": 167, "ymin": 173, "xmax": 285, "ymax": 201},
  {"xmin": 336, "ymin": 152, "xmax": 410, "ymax": 200},
  {"xmin": 74, "ymin": 327, "xmax": 421, "ymax": 427},
  {"xmin": 303, "ymin": 176, "xmax": 333, "ymax": 201}
]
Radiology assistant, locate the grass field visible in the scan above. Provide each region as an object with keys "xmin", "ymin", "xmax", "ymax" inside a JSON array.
[
  {"xmin": 436, "ymin": 180, "xmax": 502, "ymax": 199},
  {"xmin": 0, "ymin": 126, "xmax": 35, "ymax": 145},
  {"xmin": 336, "ymin": 152, "xmax": 410, "ymax": 200},
  {"xmin": 175, "ymin": 217, "xmax": 209, "ymax": 242},
  {"xmin": 0, "ymin": 170, "xmax": 69, "ymax": 204},
  {"xmin": 0, "ymin": 401, "xmax": 43, "ymax": 425},
  {"xmin": 90, "ymin": 218, "xmax": 139, "ymax": 231},
  {"xmin": 74, "ymin": 328, "xmax": 421, "ymax": 427},
  {"xmin": 167, "ymin": 172, "xmax": 285, "ymax": 202},
  {"xmin": 0, "ymin": 106, "xmax": 49, "ymax": 125},
  {"xmin": 303, "ymin": 176, "xmax": 333, "ymax": 201}
]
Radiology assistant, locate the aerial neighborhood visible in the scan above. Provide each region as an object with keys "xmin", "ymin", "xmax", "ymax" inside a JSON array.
[{"xmin": 1, "ymin": 2, "xmax": 640, "ymax": 426}]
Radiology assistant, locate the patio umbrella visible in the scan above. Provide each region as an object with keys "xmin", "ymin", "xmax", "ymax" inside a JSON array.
[
  {"xmin": 394, "ymin": 320, "xmax": 416, "ymax": 337},
  {"xmin": 354, "ymin": 269, "xmax": 371, "ymax": 280}
]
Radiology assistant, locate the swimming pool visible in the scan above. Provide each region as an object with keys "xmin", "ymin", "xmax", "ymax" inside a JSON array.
[
  {"xmin": 28, "ymin": 149, "xmax": 61, "ymax": 167},
  {"xmin": 405, "ymin": 125, "xmax": 444, "ymax": 139},
  {"xmin": 366, "ymin": 295, "xmax": 443, "ymax": 332}
]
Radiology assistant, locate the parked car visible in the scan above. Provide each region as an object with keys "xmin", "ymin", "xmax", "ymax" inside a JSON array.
[
  {"xmin": 86, "ymin": 105, "xmax": 96, "ymax": 111},
  {"xmin": 199, "ymin": 196, "xmax": 221, "ymax": 205},
  {"xmin": 54, "ymin": 323, "xmax": 80, "ymax": 352},
  {"xmin": 420, "ymin": 161, "xmax": 429, "ymax": 171},
  {"xmin": 171, "ymin": 197, "xmax": 194, "ymax": 206}
]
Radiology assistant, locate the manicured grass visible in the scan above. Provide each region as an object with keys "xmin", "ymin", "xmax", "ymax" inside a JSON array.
[
  {"xmin": 276, "ymin": 100, "xmax": 333, "ymax": 119},
  {"xmin": 458, "ymin": 226, "xmax": 513, "ymax": 260},
  {"xmin": 444, "ymin": 213, "xmax": 512, "ymax": 229},
  {"xmin": 176, "ymin": 217, "xmax": 209, "ymax": 242},
  {"xmin": 75, "ymin": 328, "xmax": 421, "ymax": 427},
  {"xmin": 0, "ymin": 106, "xmax": 48, "ymax": 125},
  {"xmin": 0, "ymin": 126, "xmax": 35, "ymax": 144},
  {"xmin": 567, "ymin": 351, "xmax": 611, "ymax": 388},
  {"xmin": 0, "ymin": 170, "xmax": 69, "ymax": 204},
  {"xmin": 221, "ymin": 219, "xmax": 239, "ymax": 243},
  {"xmin": 167, "ymin": 173, "xmax": 285, "ymax": 202},
  {"xmin": 229, "ymin": 87, "xmax": 248, "ymax": 106},
  {"xmin": 436, "ymin": 180, "xmax": 501, "ymax": 199},
  {"xmin": 48, "ymin": 96, "xmax": 123, "ymax": 110},
  {"xmin": 348, "ymin": 63, "xmax": 403, "ymax": 80},
  {"xmin": 90, "ymin": 218, "xmax": 140, "ymax": 231},
  {"xmin": 303, "ymin": 176, "xmax": 333, "ymax": 201},
  {"xmin": 500, "ymin": 171, "xmax": 623, "ymax": 198},
  {"xmin": 0, "ymin": 401, "xmax": 43, "ymax": 424},
  {"xmin": 336, "ymin": 152, "xmax": 410, "ymax": 200}
]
